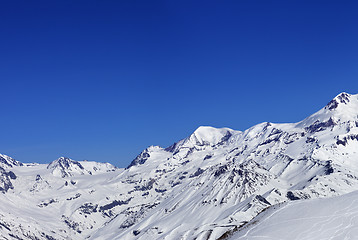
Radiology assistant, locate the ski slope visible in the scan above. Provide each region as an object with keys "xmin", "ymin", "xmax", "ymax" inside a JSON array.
[{"xmin": 232, "ymin": 190, "xmax": 358, "ymax": 240}]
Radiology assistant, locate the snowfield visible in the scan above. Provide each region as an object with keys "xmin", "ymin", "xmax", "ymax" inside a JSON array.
[
  {"xmin": 0, "ymin": 92, "xmax": 358, "ymax": 239},
  {"xmin": 232, "ymin": 190, "xmax": 358, "ymax": 240}
]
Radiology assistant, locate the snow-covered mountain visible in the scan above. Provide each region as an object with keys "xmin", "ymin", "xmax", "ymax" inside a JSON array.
[
  {"xmin": 47, "ymin": 157, "xmax": 117, "ymax": 177},
  {"xmin": 1, "ymin": 92, "xmax": 358, "ymax": 239},
  {"xmin": 0, "ymin": 153, "xmax": 23, "ymax": 169}
]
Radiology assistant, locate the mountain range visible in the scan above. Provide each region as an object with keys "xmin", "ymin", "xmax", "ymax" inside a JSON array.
[{"xmin": 1, "ymin": 92, "xmax": 358, "ymax": 239}]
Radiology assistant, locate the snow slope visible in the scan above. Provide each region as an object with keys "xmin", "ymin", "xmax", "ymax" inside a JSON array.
[
  {"xmin": 231, "ymin": 190, "xmax": 358, "ymax": 240},
  {"xmin": 0, "ymin": 92, "xmax": 358, "ymax": 239}
]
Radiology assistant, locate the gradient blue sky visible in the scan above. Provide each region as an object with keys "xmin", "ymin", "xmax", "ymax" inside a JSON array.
[{"xmin": 1, "ymin": 1, "xmax": 358, "ymax": 167}]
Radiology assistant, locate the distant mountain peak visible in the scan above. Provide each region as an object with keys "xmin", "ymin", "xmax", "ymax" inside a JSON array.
[
  {"xmin": 47, "ymin": 157, "xmax": 85, "ymax": 178},
  {"xmin": 127, "ymin": 146, "xmax": 164, "ymax": 169},
  {"xmin": 47, "ymin": 157, "xmax": 83, "ymax": 170}
]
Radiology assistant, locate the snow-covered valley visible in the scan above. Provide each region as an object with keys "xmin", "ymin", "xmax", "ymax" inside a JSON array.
[{"xmin": 1, "ymin": 92, "xmax": 358, "ymax": 239}]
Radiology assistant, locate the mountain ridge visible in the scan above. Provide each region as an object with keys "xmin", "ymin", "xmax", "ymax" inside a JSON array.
[{"xmin": 0, "ymin": 92, "xmax": 358, "ymax": 239}]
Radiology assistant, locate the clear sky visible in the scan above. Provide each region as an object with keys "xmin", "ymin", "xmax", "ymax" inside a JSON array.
[{"xmin": 1, "ymin": 1, "xmax": 358, "ymax": 167}]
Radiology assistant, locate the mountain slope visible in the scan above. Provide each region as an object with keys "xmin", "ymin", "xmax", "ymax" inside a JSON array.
[
  {"xmin": 0, "ymin": 92, "xmax": 358, "ymax": 240},
  {"xmin": 230, "ymin": 190, "xmax": 358, "ymax": 240},
  {"xmin": 0, "ymin": 154, "xmax": 23, "ymax": 169}
]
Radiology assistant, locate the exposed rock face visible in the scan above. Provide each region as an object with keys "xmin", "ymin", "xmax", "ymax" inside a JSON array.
[
  {"xmin": 127, "ymin": 147, "xmax": 155, "ymax": 168},
  {"xmin": 325, "ymin": 92, "xmax": 351, "ymax": 110},
  {"xmin": 0, "ymin": 154, "xmax": 23, "ymax": 169},
  {"xmin": 0, "ymin": 167, "xmax": 16, "ymax": 193}
]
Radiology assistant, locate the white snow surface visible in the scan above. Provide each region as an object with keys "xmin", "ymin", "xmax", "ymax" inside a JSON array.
[
  {"xmin": 231, "ymin": 190, "xmax": 358, "ymax": 240},
  {"xmin": 0, "ymin": 92, "xmax": 358, "ymax": 239}
]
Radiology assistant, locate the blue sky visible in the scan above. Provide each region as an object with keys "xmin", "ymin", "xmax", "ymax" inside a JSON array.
[{"xmin": 1, "ymin": 1, "xmax": 358, "ymax": 167}]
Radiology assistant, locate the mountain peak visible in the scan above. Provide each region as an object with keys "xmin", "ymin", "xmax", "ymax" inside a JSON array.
[
  {"xmin": 325, "ymin": 92, "xmax": 353, "ymax": 111},
  {"xmin": 47, "ymin": 157, "xmax": 80, "ymax": 169},
  {"xmin": 325, "ymin": 92, "xmax": 358, "ymax": 121},
  {"xmin": 127, "ymin": 146, "xmax": 164, "ymax": 169},
  {"xmin": 0, "ymin": 154, "xmax": 23, "ymax": 169},
  {"xmin": 299, "ymin": 93, "xmax": 358, "ymax": 128},
  {"xmin": 165, "ymin": 126, "xmax": 239, "ymax": 155},
  {"xmin": 189, "ymin": 126, "xmax": 235, "ymax": 146},
  {"xmin": 47, "ymin": 157, "xmax": 85, "ymax": 178}
]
